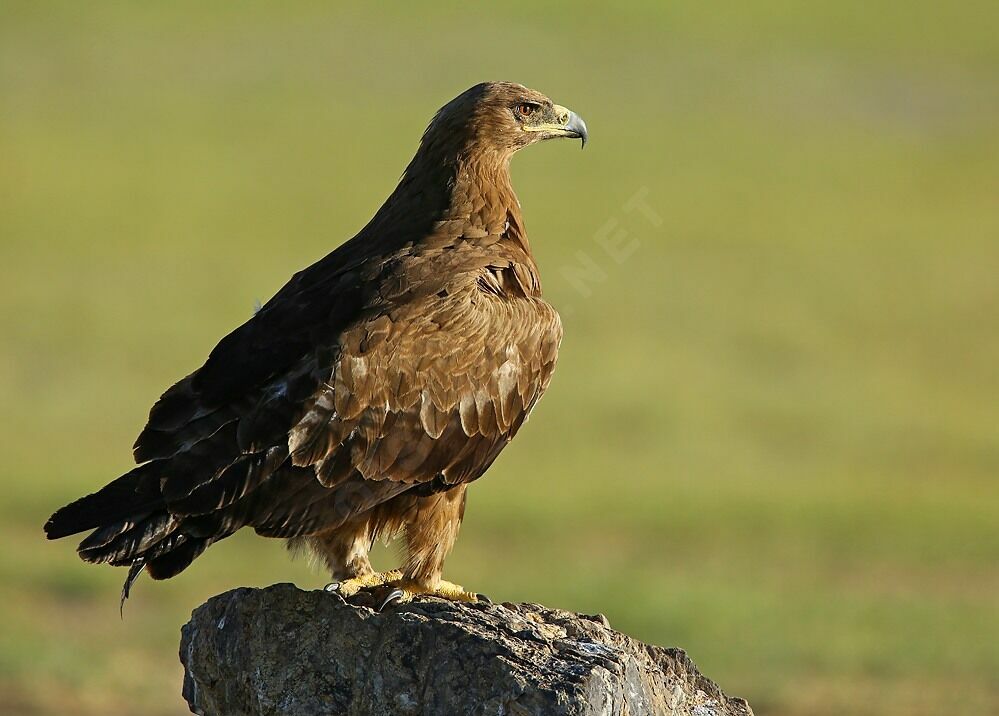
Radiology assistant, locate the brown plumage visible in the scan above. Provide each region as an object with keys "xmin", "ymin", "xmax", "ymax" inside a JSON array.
[{"xmin": 45, "ymin": 82, "xmax": 587, "ymax": 605}]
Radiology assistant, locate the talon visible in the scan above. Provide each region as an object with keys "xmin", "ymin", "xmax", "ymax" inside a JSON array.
[
  {"xmin": 328, "ymin": 570, "xmax": 401, "ymax": 597},
  {"xmin": 379, "ymin": 588, "xmax": 406, "ymax": 612},
  {"xmin": 475, "ymin": 593, "xmax": 492, "ymax": 604},
  {"xmin": 378, "ymin": 578, "xmax": 481, "ymax": 604}
]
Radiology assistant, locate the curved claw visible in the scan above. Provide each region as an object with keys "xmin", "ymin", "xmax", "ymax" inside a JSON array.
[
  {"xmin": 378, "ymin": 588, "xmax": 406, "ymax": 612},
  {"xmin": 475, "ymin": 593, "xmax": 492, "ymax": 604},
  {"xmin": 324, "ymin": 582, "xmax": 340, "ymax": 593}
]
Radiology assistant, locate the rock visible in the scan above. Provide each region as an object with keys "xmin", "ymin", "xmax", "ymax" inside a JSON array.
[{"xmin": 180, "ymin": 583, "xmax": 753, "ymax": 716}]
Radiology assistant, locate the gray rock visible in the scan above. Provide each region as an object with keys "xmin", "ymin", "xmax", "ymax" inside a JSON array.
[{"xmin": 180, "ymin": 583, "xmax": 753, "ymax": 716}]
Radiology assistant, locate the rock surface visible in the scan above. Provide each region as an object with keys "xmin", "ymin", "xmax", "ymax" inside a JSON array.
[{"xmin": 180, "ymin": 583, "xmax": 753, "ymax": 716}]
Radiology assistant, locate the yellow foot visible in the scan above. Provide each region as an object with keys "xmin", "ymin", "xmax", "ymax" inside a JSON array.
[
  {"xmin": 324, "ymin": 569, "xmax": 402, "ymax": 597},
  {"xmin": 377, "ymin": 578, "xmax": 490, "ymax": 610}
]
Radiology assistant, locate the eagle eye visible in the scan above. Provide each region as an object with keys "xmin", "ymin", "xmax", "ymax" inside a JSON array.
[{"xmin": 516, "ymin": 102, "xmax": 539, "ymax": 118}]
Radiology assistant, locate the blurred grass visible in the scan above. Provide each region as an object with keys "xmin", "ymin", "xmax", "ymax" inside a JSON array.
[{"xmin": 2, "ymin": 2, "xmax": 998, "ymax": 714}]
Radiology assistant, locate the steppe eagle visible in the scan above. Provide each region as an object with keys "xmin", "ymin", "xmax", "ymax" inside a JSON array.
[{"xmin": 45, "ymin": 82, "xmax": 587, "ymax": 607}]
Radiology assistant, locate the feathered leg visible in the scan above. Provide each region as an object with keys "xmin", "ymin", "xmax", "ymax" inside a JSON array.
[
  {"xmin": 382, "ymin": 485, "xmax": 485, "ymax": 605},
  {"xmin": 292, "ymin": 514, "xmax": 400, "ymax": 596}
]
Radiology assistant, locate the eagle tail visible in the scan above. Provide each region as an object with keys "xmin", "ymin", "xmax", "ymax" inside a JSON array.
[
  {"xmin": 44, "ymin": 444, "xmax": 295, "ymax": 604},
  {"xmin": 43, "ymin": 458, "xmax": 220, "ymax": 596},
  {"xmin": 44, "ymin": 439, "xmax": 398, "ymax": 605},
  {"xmin": 43, "ymin": 462, "xmax": 163, "ymax": 540}
]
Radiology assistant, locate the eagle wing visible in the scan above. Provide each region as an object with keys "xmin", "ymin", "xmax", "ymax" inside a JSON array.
[{"xmin": 233, "ymin": 243, "xmax": 561, "ymax": 535}]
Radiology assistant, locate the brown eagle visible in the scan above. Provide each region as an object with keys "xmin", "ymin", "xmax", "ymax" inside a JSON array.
[{"xmin": 45, "ymin": 82, "xmax": 586, "ymax": 607}]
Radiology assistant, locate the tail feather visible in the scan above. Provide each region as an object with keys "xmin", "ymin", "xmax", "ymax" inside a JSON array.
[
  {"xmin": 78, "ymin": 513, "xmax": 180, "ymax": 566},
  {"xmin": 44, "ymin": 463, "xmax": 162, "ymax": 540},
  {"xmin": 47, "ymin": 448, "xmax": 287, "ymax": 597},
  {"xmin": 75, "ymin": 513, "xmax": 152, "ymax": 554}
]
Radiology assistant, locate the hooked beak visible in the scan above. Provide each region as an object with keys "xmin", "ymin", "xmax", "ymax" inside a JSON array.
[
  {"xmin": 562, "ymin": 109, "xmax": 588, "ymax": 148},
  {"xmin": 524, "ymin": 103, "xmax": 589, "ymax": 148}
]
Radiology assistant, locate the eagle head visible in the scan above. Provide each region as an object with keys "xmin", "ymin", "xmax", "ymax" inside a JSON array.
[{"xmin": 424, "ymin": 82, "xmax": 588, "ymax": 158}]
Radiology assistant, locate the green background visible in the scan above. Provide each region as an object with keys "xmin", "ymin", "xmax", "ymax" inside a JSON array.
[{"xmin": 2, "ymin": 2, "xmax": 997, "ymax": 714}]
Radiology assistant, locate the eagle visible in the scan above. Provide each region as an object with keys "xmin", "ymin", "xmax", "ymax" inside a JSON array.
[{"xmin": 45, "ymin": 82, "xmax": 587, "ymax": 608}]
